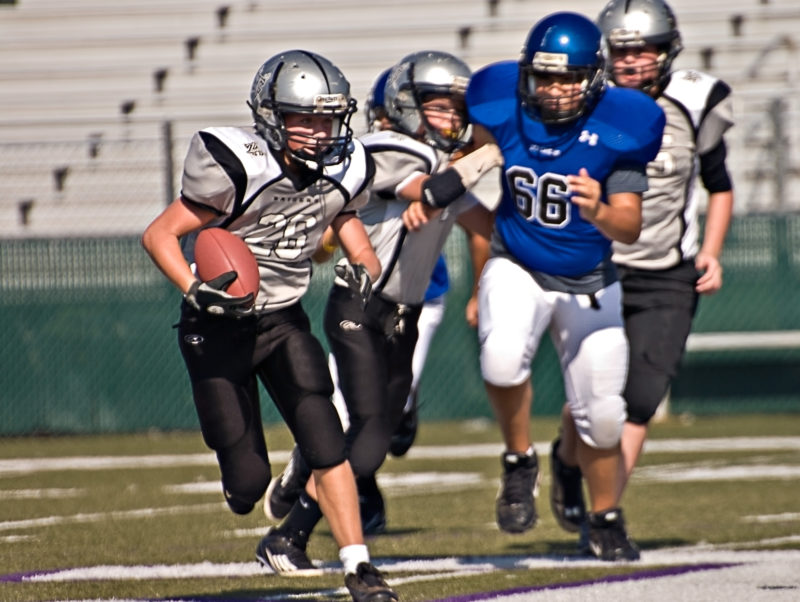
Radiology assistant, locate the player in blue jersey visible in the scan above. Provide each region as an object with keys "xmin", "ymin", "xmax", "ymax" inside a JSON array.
[
  {"xmin": 412, "ymin": 12, "xmax": 664, "ymax": 561},
  {"xmin": 549, "ymin": 0, "xmax": 735, "ymax": 553}
]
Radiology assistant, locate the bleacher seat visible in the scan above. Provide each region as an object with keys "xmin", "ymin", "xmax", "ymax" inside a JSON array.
[{"xmin": 1, "ymin": 0, "xmax": 800, "ymax": 236}]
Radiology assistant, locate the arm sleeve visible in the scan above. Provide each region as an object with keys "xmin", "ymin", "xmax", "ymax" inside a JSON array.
[{"xmin": 699, "ymin": 139, "xmax": 733, "ymax": 193}]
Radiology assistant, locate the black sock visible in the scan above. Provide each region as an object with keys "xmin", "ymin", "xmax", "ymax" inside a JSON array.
[{"xmin": 280, "ymin": 492, "xmax": 322, "ymax": 549}]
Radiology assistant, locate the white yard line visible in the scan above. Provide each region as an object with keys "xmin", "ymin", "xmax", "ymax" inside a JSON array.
[{"xmin": 1, "ymin": 436, "xmax": 799, "ymax": 476}]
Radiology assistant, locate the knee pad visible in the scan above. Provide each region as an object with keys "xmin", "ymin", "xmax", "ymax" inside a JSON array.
[
  {"xmin": 480, "ymin": 333, "xmax": 530, "ymax": 386},
  {"xmin": 217, "ymin": 446, "xmax": 271, "ymax": 515},
  {"xmin": 624, "ymin": 368, "xmax": 671, "ymax": 426},
  {"xmin": 573, "ymin": 395, "xmax": 626, "ymax": 449}
]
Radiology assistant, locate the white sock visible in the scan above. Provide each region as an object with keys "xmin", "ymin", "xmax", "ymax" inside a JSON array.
[{"xmin": 339, "ymin": 544, "xmax": 370, "ymax": 575}]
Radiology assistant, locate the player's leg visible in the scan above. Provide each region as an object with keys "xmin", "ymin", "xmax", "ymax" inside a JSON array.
[
  {"xmin": 552, "ymin": 283, "xmax": 638, "ymax": 560},
  {"xmin": 178, "ymin": 310, "xmax": 270, "ymax": 515},
  {"xmin": 391, "ymin": 293, "xmax": 446, "ymax": 457},
  {"xmin": 619, "ymin": 268, "xmax": 698, "ymax": 495},
  {"xmin": 479, "ymin": 257, "xmax": 552, "ymax": 534},
  {"xmin": 254, "ymin": 304, "xmax": 374, "ymax": 580}
]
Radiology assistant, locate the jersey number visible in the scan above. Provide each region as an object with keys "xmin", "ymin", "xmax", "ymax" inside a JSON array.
[
  {"xmin": 507, "ymin": 166, "xmax": 571, "ymax": 228},
  {"xmin": 245, "ymin": 213, "xmax": 317, "ymax": 260}
]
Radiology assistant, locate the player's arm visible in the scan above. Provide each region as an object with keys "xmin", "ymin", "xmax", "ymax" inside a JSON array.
[
  {"xmin": 312, "ymin": 226, "xmax": 339, "ymax": 264},
  {"xmin": 331, "ymin": 212, "xmax": 381, "ymax": 283},
  {"xmin": 402, "ymin": 125, "xmax": 503, "ymax": 230},
  {"xmin": 569, "ymin": 167, "xmax": 642, "ymax": 244},
  {"xmin": 695, "ymin": 140, "xmax": 734, "ymax": 294},
  {"xmin": 141, "ymin": 197, "xmax": 216, "ymax": 294},
  {"xmin": 456, "ymin": 205, "xmax": 492, "ymax": 328}
]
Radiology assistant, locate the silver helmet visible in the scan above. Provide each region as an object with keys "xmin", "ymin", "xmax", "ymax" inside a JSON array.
[
  {"xmin": 597, "ymin": 0, "xmax": 683, "ymax": 93},
  {"xmin": 384, "ymin": 50, "xmax": 471, "ymax": 152},
  {"xmin": 248, "ymin": 50, "xmax": 357, "ymax": 168}
]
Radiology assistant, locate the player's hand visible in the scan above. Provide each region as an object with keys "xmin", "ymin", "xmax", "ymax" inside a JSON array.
[
  {"xmin": 334, "ymin": 262, "xmax": 373, "ymax": 309},
  {"xmin": 567, "ymin": 168, "xmax": 602, "ymax": 221},
  {"xmin": 184, "ymin": 271, "xmax": 255, "ymax": 317},
  {"xmin": 695, "ymin": 252, "xmax": 723, "ymax": 295},
  {"xmin": 403, "ymin": 201, "xmax": 441, "ymax": 231},
  {"xmin": 464, "ymin": 294, "xmax": 479, "ymax": 328}
]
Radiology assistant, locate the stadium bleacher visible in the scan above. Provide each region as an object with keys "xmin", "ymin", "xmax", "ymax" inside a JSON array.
[{"xmin": 1, "ymin": 0, "xmax": 800, "ymax": 237}]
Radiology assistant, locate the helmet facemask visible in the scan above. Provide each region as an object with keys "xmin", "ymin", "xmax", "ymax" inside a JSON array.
[{"xmin": 519, "ymin": 54, "xmax": 605, "ymax": 125}]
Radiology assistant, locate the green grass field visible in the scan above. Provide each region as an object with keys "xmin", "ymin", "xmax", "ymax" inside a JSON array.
[{"xmin": 1, "ymin": 413, "xmax": 799, "ymax": 601}]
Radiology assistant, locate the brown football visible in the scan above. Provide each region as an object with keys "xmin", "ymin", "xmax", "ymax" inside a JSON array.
[{"xmin": 194, "ymin": 228, "xmax": 260, "ymax": 304}]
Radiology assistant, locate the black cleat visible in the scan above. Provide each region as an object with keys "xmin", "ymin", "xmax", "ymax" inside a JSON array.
[
  {"xmin": 255, "ymin": 527, "xmax": 321, "ymax": 576},
  {"xmin": 264, "ymin": 446, "xmax": 310, "ymax": 522},
  {"xmin": 345, "ymin": 562, "xmax": 398, "ymax": 602},
  {"xmin": 549, "ymin": 437, "xmax": 586, "ymax": 533},
  {"xmin": 496, "ymin": 450, "xmax": 539, "ymax": 534},
  {"xmin": 586, "ymin": 508, "xmax": 640, "ymax": 561},
  {"xmin": 389, "ymin": 390, "xmax": 418, "ymax": 457}
]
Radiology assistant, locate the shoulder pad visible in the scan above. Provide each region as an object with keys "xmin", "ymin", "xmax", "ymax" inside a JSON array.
[
  {"xmin": 663, "ymin": 69, "xmax": 732, "ymax": 131},
  {"xmin": 591, "ymin": 88, "xmax": 665, "ymax": 163},
  {"xmin": 466, "ymin": 61, "xmax": 519, "ymax": 128},
  {"xmin": 360, "ymin": 130, "xmax": 439, "ymax": 164}
]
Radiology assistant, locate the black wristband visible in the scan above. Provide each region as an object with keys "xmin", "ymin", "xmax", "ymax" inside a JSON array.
[{"xmin": 422, "ymin": 168, "xmax": 467, "ymax": 209}]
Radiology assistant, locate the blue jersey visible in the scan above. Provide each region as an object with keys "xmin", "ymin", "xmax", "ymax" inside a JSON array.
[{"xmin": 467, "ymin": 61, "xmax": 665, "ymax": 277}]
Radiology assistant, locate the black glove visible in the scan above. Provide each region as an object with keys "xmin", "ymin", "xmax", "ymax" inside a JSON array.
[
  {"xmin": 334, "ymin": 262, "xmax": 372, "ymax": 310},
  {"xmin": 184, "ymin": 271, "xmax": 254, "ymax": 318}
]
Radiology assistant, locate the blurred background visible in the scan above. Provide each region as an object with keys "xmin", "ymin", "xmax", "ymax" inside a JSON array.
[{"xmin": 1, "ymin": 0, "xmax": 799, "ymax": 435}]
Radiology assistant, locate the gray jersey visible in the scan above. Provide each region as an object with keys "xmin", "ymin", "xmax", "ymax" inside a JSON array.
[
  {"xmin": 612, "ymin": 69, "xmax": 734, "ymax": 270},
  {"xmin": 335, "ymin": 130, "xmax": 476, "ymax": 305},
  {"xmin": 181, "ymin": 125, "xmax": 371, "ymax": 313}
]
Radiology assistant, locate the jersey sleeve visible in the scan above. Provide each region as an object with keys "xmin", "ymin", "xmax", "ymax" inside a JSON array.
[
  {"xmin": 180, "ymin": 130, "xmax": 239, "ymax": 214},
  {"xmin": 696, "ymin": 80, "xmax": 734, "ymax": 156},
  {"xmin": 363, "ymin": 131, "xmax": 438, "ymax": 195}
]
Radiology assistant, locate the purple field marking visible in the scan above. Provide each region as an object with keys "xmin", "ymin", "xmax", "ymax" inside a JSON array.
[{"xmin": 430, "ymin": 563, "xmax": 739, "ymax": 602}]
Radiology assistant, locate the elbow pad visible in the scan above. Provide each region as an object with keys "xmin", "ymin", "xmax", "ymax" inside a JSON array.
[
  {"xmin": 422, "ymin": 143, "xmax": 504, "ymax": 208},
  {"xmin": 422, "ymin": 168, "xmax": 466, "ymax": 208}
]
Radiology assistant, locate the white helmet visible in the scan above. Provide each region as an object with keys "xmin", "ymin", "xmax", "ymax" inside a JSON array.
[
  {"xmin": 248, "ymin": 50, "xmax": 357, "ymax": 168},
  {"xmin": 384, "ymin": 50, "xmax": 471, "ymax": 152}
]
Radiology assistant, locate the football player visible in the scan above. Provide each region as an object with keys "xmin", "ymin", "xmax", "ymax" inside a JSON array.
[
  {"xmin": 550, "ymin": 0, "xmax": 734, "ymax": 552},
  {"xmin": 439, "ymin": 12, "xmax": 665, "ymax": 560},
  {"xmin": 261, "ymin": 50, "xmax": 496, "ymax": 557},
  {"xmin": 141, "ymin": 49, "xmax": 398, "ymax": 602}
]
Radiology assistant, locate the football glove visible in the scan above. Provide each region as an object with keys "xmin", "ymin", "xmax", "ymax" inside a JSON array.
[
  {"xmin": 184, "ymin": 271, "xmax": 254, "ymax": 318},
  {"xmin": 334, "ymin": 262, "xmax": 372, "ymax": 310}
]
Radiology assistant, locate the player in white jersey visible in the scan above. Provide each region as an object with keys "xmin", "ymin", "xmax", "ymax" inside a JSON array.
[
  {"xmin": 549, "ymin": 0, "xmax": 735, "ymax": 553},
  {"xmin": 261, "ymin": 50, "xmax": 495, "ymax": 558},
  {"xmin": 141, "ymin": 50, "xmax": 398, "ymax": 602}
]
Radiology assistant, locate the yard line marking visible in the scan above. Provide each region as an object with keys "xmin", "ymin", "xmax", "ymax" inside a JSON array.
[
  {"xmin": 0, "ymin": 502, "xmax": 223, "ymax": 532},
  {"xmin": 1, "ymin": 437, "xmax": 799, "ymax": 476}
]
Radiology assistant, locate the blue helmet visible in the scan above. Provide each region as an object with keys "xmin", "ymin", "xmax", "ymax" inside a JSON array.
[
  {"xmin": 365, "ymin": 68, "xmax": 392, "ymax": 132},
  {"xmin": 518, "ymin": 12, "xmax": 606, "ymax": 124}
]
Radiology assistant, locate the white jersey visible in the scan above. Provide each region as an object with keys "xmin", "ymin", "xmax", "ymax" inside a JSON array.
[
  {"xmin": 337, "ymin": 129, "xmax": 477, "ymax": 305},
  {"xmin": 181, "ymin": 126, "xmax": 371, "ymax": 313},
  {"xmin": 612, "ymin": 69, "xmax": 734, "ymax": 270}
]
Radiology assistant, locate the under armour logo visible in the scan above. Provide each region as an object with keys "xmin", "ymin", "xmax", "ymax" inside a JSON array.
[
  {"xmin": 579, "ymin": 130, "xmax": 599, "ymax": 146},
  {"xmin": 339, "ymin": 320, "xmax": 363, "ymax": 331}
]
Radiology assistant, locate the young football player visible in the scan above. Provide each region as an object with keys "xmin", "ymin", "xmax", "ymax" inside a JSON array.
[
  {"xmin": 410, "ymin": 12, "xmax": 665, "ymax": 560},
  {"xmin": 141, "ymin": 49, "xmax": 398, "ymax": 602},
  {"xmin": 550, "ymin": 0, "xmax": 734, "ymax": 553},
  {"xmin": 259, "ymin": 50, "xmax": 496, "ymax": 568}
]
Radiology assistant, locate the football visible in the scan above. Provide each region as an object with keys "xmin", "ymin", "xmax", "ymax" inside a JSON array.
[{"xmin": 193, "ymin": 228, "xmax": 260, "ymax": 304}]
